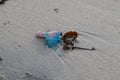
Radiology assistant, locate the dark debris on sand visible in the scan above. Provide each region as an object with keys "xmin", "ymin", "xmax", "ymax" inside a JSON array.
[{"xmin": 0, "ymin": 0, "xmax": 8, "ymax": 5}]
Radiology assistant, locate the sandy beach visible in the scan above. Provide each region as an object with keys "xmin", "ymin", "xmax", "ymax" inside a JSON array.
[{"xmin": 0, "ymin": 0, "xmax": 120, "ymax": 80}]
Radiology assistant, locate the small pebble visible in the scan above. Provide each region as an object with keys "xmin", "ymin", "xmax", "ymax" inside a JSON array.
[
  {"xmin": 0, "ymin": 57, "xmax": 2, "ymax": 61},
  {"xmin": 54, "ymin": 8, "xmax": 59, "ymax": 13},
  {"xmin": 25, "ymin": 73, "xmax": 33, "ymax": 77}
]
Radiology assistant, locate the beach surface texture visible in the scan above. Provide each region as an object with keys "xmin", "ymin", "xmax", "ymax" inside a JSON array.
[{"xmin": 0, "ymin": 0, "xmax": 120, "ymax": 80}]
